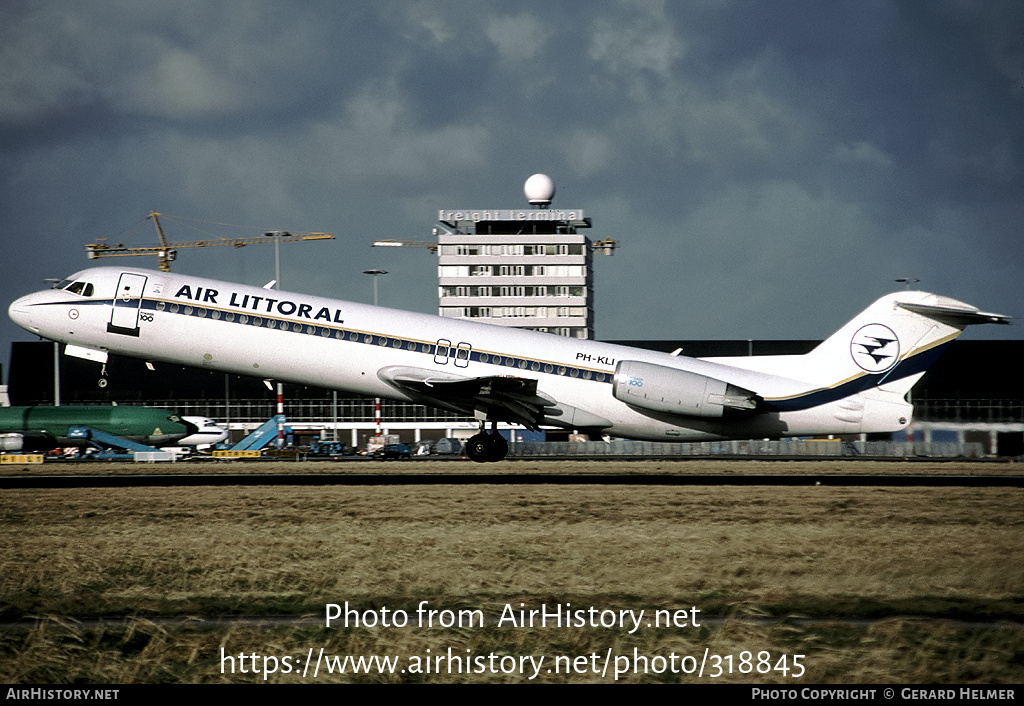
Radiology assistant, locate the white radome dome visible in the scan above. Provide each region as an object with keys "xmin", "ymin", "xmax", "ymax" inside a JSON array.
[{"xmin": 524, "ymin": 174, "xmax": 555, "ymax": 205}]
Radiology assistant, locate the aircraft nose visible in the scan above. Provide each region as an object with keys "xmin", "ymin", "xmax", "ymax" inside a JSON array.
[{"xmin": 8, "ymin": 295, "xmax": 40, "ymax": 334}]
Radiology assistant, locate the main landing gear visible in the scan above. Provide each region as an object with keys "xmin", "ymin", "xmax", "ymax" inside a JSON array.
[{"xmin": 464, "ymin": 421, "xmax": 509, "ymax": 463}]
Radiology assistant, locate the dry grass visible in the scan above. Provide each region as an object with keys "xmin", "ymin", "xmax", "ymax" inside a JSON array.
[
  {"xmin": 1, "ymin": 460, "xmax": 1022, "ymax": 683},
  {"xmin": 3, "ymin": 458, "xmax": 1021, "ymax": 476}
]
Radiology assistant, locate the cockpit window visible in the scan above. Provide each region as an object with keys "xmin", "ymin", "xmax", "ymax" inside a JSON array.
[{"xmin": 63, "ymin": 281, "xmax": 94, "ymax": 297}]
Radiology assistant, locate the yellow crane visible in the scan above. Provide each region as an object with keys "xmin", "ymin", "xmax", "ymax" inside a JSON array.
[
  {"xmin": 371, "ymin": 238, "xmax": 440, "ymax": 253},
  {"xmin": 84, "ymin": 212, "xmax": 335, "ymax": 272}
]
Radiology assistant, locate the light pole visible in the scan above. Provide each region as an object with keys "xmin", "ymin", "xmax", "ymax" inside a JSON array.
[
  {"xmin": 265, "ymin": 231, "xmax": 294, "ymax": 289},
  {"xmin": 363, "ymin": 269, "xmax": 388, "ymax": 306},
  {"xmin": 363, "ymin": 270, "xmax": 388, "ymax": 441},
  {"xmin": 53, "ymin": 342, "xmax": 60, "ymax": 406},
  {"xmin": 265, "ymin": 233, "xmax": 294, "ymax": 448}
]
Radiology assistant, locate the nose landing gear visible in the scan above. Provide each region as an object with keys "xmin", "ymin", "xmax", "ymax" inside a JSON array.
[{"xmin": 464, "ymin": 421, "xmax": 509, "ymax": 463}]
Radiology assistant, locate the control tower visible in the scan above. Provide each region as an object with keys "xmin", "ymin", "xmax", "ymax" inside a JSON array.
[{"xmin": 435, "ymin": 175, "xmax": 602, "ymax": 339}]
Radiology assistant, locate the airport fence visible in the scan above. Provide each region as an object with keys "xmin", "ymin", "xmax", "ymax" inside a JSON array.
[
  {"xmin": 912, "ymin": 398, "xmax": 1023, "ymax": 423},
  {"xmin": 110, "ymin": 399, "xmax": 997, "ymax": 457},
  {"xmin": 507, "ymin": 439, "xmax": 987, "ymax": 459},
  {"xmin": 90, "ymin": 397, "xmax": 1024, "ymax": 427}
]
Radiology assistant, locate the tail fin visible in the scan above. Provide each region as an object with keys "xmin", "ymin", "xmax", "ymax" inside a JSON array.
[
  {"xmin": 709, "ymin": 291, "xmax": 1010, "ymax": 396},
  {"xmin": 797, "ymin": 291, "xmax": 1009, "ymax": 397},
  {"xmin": 701, "ymin": 291, "xmax": 1008, "ymax": 434}
]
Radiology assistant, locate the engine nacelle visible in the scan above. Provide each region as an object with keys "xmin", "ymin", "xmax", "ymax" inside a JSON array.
[
  {"xmin": 613, "ymin": 360, "xmax": 760, "ymax": 419},
  {"xmin": 0, "ymin": 433, "xmax": 25, "ymax": 451}
]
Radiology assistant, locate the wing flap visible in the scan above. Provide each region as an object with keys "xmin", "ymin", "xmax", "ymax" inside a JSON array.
[
  {"xmin": 377, "ymin": 366, "xmax": 610, "ymax": 430},
  {"xmin": 379, "ymin": 366, "xmax": 544, "ymax": 428}
]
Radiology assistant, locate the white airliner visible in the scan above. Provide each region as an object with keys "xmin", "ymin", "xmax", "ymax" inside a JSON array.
[
  {"xmin": 177, "ymin": 416, "xmax": 230, "ymax": 447},
  {"xmin": 8, "ymin": 266, "xmax": 1009, "ymax": 462}
]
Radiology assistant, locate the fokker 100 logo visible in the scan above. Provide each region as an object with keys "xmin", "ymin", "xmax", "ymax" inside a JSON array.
[{"xmin": 850, "ymin": 324, "xmax": 900, "ymax": 373}]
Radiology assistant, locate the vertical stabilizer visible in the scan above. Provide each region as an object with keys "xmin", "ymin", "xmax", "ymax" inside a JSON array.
[
  {"xmin": 797, "ymin": 291, "xmax": 1010, "ymax": 396},
  {"xmin": 704, "ymin": 291, "xmax": 1011, "ymax": 434}
]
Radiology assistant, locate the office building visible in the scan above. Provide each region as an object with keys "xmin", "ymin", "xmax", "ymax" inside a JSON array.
[{"xmin": 436, "ymin": 174, "xmax": 598, "ymax": 339}]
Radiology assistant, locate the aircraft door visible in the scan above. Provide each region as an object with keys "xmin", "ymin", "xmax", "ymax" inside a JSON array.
[
  {"xmin": 434, "ymin": 339, "xmax": 451, "ymax": 365},
  {"xmin": 107, "ymin": 273, "xmax": 148, "ymax": 337},
  {"xmin": 454, "ymin": 342, "xmax": 472, "ymax": 368}
]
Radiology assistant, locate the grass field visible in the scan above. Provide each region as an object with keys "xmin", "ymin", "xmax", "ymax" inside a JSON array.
[{"xmin": 1, "ymin": 459, "xmax": 1021, "ymax": 683}]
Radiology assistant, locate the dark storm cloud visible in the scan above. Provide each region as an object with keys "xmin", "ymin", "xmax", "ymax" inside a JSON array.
[{"xmin": 2, "ymin": 0, "xmax": 1021, "ymax": 373}]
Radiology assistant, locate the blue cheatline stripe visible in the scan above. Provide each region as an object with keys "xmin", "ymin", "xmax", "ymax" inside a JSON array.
[{"xmin": 765, "ymin": 341, "xmax": 951, "ymax": 412}]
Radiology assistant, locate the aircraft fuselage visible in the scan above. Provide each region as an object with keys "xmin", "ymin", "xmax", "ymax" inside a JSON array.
[{"xmin": 0, "ymin": 404, "xmax": 197, "ymax": 450}]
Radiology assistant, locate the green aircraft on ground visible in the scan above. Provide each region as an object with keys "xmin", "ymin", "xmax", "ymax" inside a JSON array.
[{"xmin": 0, "ymin": 406, "xmax": 200, "ymax": 451}]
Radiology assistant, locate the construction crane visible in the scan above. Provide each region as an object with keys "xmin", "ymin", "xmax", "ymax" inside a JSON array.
[
  {"xmin": 371, "ymin": 238, "xmax": 439, "ymax": 253},
  {"xmin": 84, "ymin": 212, "xmax": 335, "ymax": 272}
]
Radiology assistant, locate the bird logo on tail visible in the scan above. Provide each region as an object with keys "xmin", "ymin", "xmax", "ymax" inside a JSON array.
[{"xmin": 850, "ymin": 324, "xmax": 900, "ymax": 373}]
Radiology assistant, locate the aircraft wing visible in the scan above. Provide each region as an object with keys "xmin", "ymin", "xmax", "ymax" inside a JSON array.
[{"xmin": 377, "ymin": 366, "xmax": 610, "ymax": 430}]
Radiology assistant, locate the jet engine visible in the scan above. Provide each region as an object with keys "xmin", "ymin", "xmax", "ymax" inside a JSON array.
[
  {"xmin": 612, "ymin": 360, "xmax": 760, "ymax": 419},
  {"xmin": 0, "ymin": 434, "xmax": 25, "ymax": 451}
]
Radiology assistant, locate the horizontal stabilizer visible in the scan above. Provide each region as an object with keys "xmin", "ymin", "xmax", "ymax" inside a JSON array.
[{"xmin": 896, "ymin": 301, "xmax": 1011, "ymax": 327}]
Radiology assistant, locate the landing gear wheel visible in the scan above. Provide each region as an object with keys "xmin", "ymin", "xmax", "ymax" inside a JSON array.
[
  {"xmin": 464, "ymin": 431, "xmax": 509, "ymax": 463},
  {"xmin": 488, "ymin": 431, "xmax": 508, "ymax": 461},
  {"xmin": 465, "ymin": 433, "xmax": 493, "ymax": 462}
]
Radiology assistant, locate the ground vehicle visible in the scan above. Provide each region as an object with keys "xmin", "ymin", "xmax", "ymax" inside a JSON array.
[{"xmin": 372, "ymin": 443, "xmax": 412, "ymax": 460}]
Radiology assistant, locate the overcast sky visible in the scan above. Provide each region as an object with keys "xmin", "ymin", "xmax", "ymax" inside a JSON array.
[{"xmin": 2, "ymin": 0, "xmax": 1022, "ymax": 376}]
